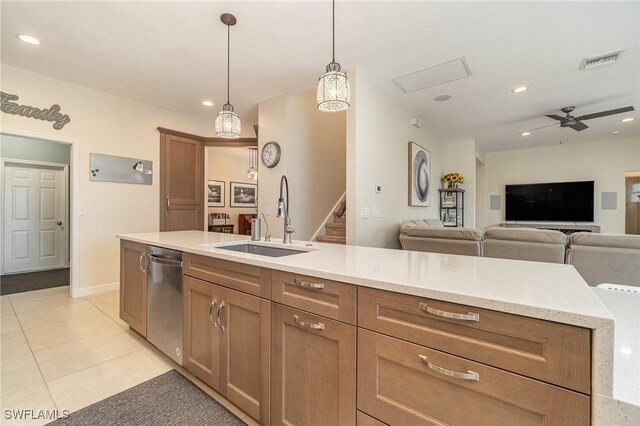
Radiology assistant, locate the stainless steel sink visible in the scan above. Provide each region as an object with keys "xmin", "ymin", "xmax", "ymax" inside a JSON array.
[{"xmin": 217, "ymin": 243, "xmax": 307, "ymax": 257}]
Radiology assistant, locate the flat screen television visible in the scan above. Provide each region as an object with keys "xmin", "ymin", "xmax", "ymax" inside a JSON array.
[{"xmin": 505, "ymin": 181, "xmax": 594, "ymax": 222}]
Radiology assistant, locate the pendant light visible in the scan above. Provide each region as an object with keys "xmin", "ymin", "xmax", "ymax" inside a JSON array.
[
  {"xmin": 215, "ymin": 13, "xmax": 241, "ymax": 138},
  {"xmin": 316, "ymin": 0, "xmax": 350, "ymax": 112},
  {"xmin": 247, "ymin": 147, "xmax": 258, "ymax": 180}
]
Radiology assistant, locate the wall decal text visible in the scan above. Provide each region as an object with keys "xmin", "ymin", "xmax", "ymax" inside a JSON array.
[{"xmin": 0, "ymin": 92, "xmax": 71, "ymax": 130}]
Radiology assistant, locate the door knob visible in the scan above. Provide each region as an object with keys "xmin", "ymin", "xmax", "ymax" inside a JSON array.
[{"xmin": 57, "ymin": 221, "xmax": 62, "ymax": 226}]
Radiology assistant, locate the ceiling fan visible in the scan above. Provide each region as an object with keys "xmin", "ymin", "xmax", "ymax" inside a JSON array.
[{"xmin": 543, "ymin": 105, "xmax": 635, "ymax": 131}]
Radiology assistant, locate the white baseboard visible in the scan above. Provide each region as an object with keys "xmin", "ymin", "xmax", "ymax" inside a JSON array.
[{"xmin": 72, "ymin": 281, "xmax": 120, "ymax": 298}]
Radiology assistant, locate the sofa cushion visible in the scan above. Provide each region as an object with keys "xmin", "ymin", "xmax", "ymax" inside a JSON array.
[
  {"xmin": 400, "ymin": 219, "xmax": 444, "ymax": 234},
  {"xmin": 484, "ymin": 227, "xmax": 566, "ymax": 245},
  {"xmin": 405, "ymin": 227, "xmax": 483, "ymax": 241},
  {"xmin": 485, "ymin": 240, "xmax": 566, "ymax": 264},
  {"xmin": 400, "ymin": 235, "xmax": 482, "ymax": 256},
  {"xmin": 570, "ymin": 232, "xmax": 640, "ymax": 250}
]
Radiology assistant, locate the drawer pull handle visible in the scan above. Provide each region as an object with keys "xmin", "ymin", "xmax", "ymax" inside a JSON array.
[
  {"xmin": 138, "ymin": 252, "xmax": 148, "ymax": 273},
  {"xmin": 293, "ymin": 315, "xmax": 325, "ymax": 330},
  {"xmin": 418, "ymin": 355, "xmax": 480, "ymax": 381},
  {"xmin": 217, "ymin": 301, "xmax": 225, "ymax": 332},
  {"xmin": 419, "ymin": 302, "xmax": 479, "ymax": 322},
  {"xmin": 293, "ymin": 278, "xmax": 325, "ymax": 290},
  {"xmin": 209, "ymin": 298, "xmax": 218, "ymax": 328}
]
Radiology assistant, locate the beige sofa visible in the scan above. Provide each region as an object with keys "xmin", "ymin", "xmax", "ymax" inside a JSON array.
[
  {"xmin": 567, "ymin": 233, "xmax": 640, "ymax": 287},
  {"xmin": 399, "ymin": 220, "xmax": 483, "ymax": 256},
  {"xmin": 484, "ymin": 227, "xmax": 567, "ymax": 264},
  {"xmin": 400, "ymin": 221, "xmax": 640, "ymax": 287}
]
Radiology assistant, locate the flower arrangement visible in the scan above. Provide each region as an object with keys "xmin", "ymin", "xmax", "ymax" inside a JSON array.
[{"xmin": 442, "ymin": 172, "xmax": 464, "ymax": 188}]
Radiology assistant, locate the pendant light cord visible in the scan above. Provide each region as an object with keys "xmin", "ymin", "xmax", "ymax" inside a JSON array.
[
  {"xmin": 227, "ymin": 24, "xmax": 230, "ymax": 105},
  {"xmin": 332, "ymin": 0, "xmax": 335, "ymax": 62}
]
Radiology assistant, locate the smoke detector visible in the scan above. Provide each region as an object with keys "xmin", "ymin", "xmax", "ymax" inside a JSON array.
[{"xmin": 579, "ymin": 50, "xmax": 624, "ymax": 70}]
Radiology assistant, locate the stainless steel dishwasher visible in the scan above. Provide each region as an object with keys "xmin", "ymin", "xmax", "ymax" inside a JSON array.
[{"xmin": 146, "ymin": 246, "xmax": 183, "ymax": 365}]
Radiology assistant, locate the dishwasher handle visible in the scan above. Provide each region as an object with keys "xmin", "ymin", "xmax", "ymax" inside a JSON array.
[{"xmin": 148, "ymin": 254, "xmax": 183, "ymax": 268}]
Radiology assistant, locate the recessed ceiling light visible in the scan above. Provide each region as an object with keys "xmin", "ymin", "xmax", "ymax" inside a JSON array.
[
  {"xmin": 512, "ymin": 86, "xmax": 529, "ymax": 93},
  {"xmin": 202, "ymin": 100, "xmax": 213, "ymax": 107},
  {"xmin": 610, "ymin": 130, "xmax": 620, "ymax": 136},
  {"xmin": 520, "ymin": 131, "xmax": 531, "ymax": 136},
  {"xmin": 621, "ymin": 117, "xmax": 634, "ymax": 122},
  {"xmin": 16, "ymin": 33, "xmax": 40, "ymax": 45},
  {"xmin": 433, "ymin": 94, "xmax": 452, "ymax": 102}
]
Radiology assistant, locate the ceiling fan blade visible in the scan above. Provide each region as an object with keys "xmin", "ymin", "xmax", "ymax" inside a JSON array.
[
  {"xmin": 576, "ymin": 106, "xmax": 635, "ymax": 121},
  {"xmin": 528, "ymin": 122, "xmax": 559, "ymax": 132},
  {"xmin": 567, "ymin": 121, "xmax": 589, "ymax": 131},
  {"xmin": 545, "ymin": 114, "xmax": 566, "ymax": 121}
]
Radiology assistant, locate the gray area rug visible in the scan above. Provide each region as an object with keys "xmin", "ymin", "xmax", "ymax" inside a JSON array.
[
  {"xmin": 0, "ymin": 268, "xmax": 69, "ymax": 295},
  {"xmin": 48, "ymin": 370, "xmax": 246, "ymax": 426}
]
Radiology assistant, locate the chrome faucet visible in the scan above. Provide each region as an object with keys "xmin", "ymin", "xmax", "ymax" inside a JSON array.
[{"xmin": 277, "ymin": 175, "xmax": 296, "ymax": 244}]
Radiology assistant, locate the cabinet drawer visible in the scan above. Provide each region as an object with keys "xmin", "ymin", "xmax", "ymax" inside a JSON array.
[
  {"xmin": 184, "ymin": 253, "xmax": 270, "ymax": 298},
  {"xmin": 271, "ymin": 270, "xmax": 356, "ymax": 324},
  {"xmin": 358, "ymin": 288, "xmax": 591, "ymax": 394},
  {"xmin": 358, "ymin": 330, "xmax": 590, "ymax": 426}
]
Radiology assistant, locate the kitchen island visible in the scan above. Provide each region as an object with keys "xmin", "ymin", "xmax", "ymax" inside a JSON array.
[{"xmin": 118, "ymin": 230, "xmax": 616, "ymax": 426}]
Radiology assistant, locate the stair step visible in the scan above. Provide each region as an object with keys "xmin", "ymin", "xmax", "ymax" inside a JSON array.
[
  {"xmin": 325, "ymin": 222, "xmax": 346, "ymax": 237},
  {"xmin": 316, "ymin": 235, "xmax": 346, "ymax": 245}
]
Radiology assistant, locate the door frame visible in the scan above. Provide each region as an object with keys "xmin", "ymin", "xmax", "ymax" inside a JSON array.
[
  {"xmin": 1, "ymin": 158, "xmax": 70, "ymax": 273},
  {"xmin": 0, "ymin": 128, "xmax": 80, "ymax": 297}
]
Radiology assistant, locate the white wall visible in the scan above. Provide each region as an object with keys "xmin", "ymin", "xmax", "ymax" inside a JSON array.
[
  {"xmin": 483, "ymin": 136, "xmax": 640, "ymax": 233},
  {"xmin": 346, "ymin": 69, "xmax": 445, "ymax": 249},
  {"xmin": 257, "ymin": 89, "xmax": 346, "ymax": 241},
  {"xmin": 0, "ymin": 64, "xmax": 207, "ymax": 295},
  {"xmin": 206, "ymin": 146, "xmax": 257, "ymax": 232}
]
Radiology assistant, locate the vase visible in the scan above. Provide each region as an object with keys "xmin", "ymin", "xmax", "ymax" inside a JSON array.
[{"xmin": 448, "ymin": 182, "xmax": 458, "ymax": 189}]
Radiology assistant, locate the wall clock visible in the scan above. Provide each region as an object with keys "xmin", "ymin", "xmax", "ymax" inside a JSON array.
[{"xmin": 261, "ymin": 141, "xmax": 281, "ymax": 168}]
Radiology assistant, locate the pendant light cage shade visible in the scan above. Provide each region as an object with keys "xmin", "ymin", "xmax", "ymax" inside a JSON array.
[
  {"xmin": 317, "ymin": 61, "xmax": 350, "ymax": 112},
  {"xmin": 215, "ymin": 103, "xmax": 241, "ymax": 138}
]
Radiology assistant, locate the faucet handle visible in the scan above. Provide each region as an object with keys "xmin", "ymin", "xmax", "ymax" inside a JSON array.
[{"xmin": 286, "ymin": 225, "xmax": 297, "ymax": 234}]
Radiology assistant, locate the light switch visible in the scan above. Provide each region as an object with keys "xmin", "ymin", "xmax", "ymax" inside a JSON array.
[
  {"xmin": 372, "ymin": 207, "xmax": 381, "ymax": 218},
  {"xmin": 264, "ymin": 206, "xmax": 272, "ymax": 216},
  {"xmin": 79, "ymin": 206, "xmax": 87, "ymax": 216},
  {"xmin": 361, "ymin": 207, "xmax": 370, "ymax": 219}
]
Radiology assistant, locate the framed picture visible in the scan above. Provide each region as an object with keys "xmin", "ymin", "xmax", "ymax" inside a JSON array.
[
  {"xmin": 230, "ymin": 182, "xmax": 257, "ymax": 208},
  {"xmin": 207, "ymin": 180, "xmax": 225, "ymax": 207},
  {"xmin": 408, "ymin": 141, "xmax": 431, "ymax": 207}
]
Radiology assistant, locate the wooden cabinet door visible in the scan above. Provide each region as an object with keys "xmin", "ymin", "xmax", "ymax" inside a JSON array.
[
  {"xmin": 271, "ymin": 303, "xmax": 356, "ymax": 426},
  {"xmin": 119, "ymin": 240, "xmax": 147, "ymax": 336},
  {"xmin": 183, "ymin": 276, "xmax": 221, "ymax": 390},
  {"xmin": 218, "ymin": 287, "xmax": 271, "ymax": 425},
  {"xmin": 160, "ymin": 132, "xmax": 204, "ymax": 231}
]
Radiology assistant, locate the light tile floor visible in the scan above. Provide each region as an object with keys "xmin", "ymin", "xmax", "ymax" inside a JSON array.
[{"xmin": 0, "ymin": 286, "xmax": 256, "ymax": 425}]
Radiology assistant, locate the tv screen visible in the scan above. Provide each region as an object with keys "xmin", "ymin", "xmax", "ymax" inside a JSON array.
[{"xmin": 505, "ymin": 181, "xmax": 594, "ymax": 222}]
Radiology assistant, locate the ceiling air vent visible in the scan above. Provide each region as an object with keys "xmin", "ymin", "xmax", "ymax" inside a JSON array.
[
  {"xmin": 579, "ymin": 50, "xmax": 624, "ymax": 70},
  {"xmin": 392, "ymin": 57, "xmax": 471, "ymax": 93}
]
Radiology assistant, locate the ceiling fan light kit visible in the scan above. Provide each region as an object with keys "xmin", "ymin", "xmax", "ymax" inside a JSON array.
[
  {"xmin": 317, "ymin": 0, "xmax": 351, "ymax": 112},
  {"xmin": 215, "ymin": 13, "xmax": 241, "ymax": 138}
]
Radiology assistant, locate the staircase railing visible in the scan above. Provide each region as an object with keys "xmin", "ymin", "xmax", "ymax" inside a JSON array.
[{"xmin": 311, "ymin": 192, "xmax": 346, "ymax": 242}]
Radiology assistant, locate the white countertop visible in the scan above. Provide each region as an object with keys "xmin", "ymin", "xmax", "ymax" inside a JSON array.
[
  {"xmin": 593, "ymin": 287, "xmax": 640, "ymax": 407},
  {"xmin": 117, "ymin": 230, "xmax": 613, "ymax": 330}
]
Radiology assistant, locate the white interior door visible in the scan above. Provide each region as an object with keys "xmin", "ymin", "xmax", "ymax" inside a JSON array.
[{"xmin": 3, "ymin": 163, "xmax": 67, "ymax": 274}]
